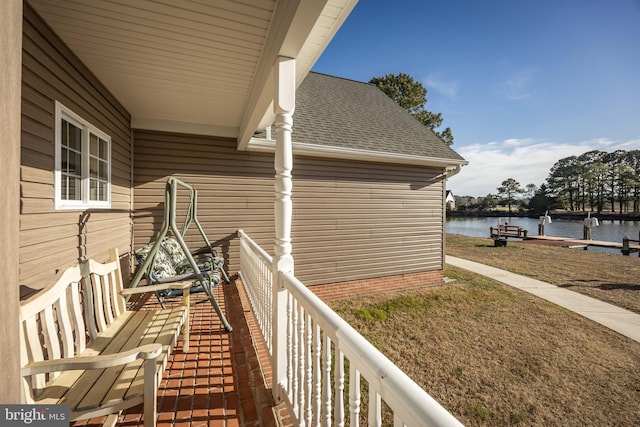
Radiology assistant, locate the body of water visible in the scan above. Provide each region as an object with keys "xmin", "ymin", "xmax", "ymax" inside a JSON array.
[{"xmin": 446, "ymin": 216, "xmax": 640, "ymax": 254}]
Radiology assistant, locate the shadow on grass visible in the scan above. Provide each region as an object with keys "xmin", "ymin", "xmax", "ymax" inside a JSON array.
[
  {"xmin": 559, "ymin": 280, "xmax": 640, "ymax": 291},
  {"xmin": 598, "ymin": 283, "xmax": 640, "ymax": 291}
]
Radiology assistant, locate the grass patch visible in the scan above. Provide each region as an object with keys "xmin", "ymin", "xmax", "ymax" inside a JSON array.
[
  {"xmin": 446, "ymin": 233, "xmax": 640, "ymax": 314},
  {"xmin": 356, "ymin": 307, "xmax": 388, "ymax": 321},
  {"xmin": 331, "ymin": 265, "xmax": 640, "ymax": 426}
]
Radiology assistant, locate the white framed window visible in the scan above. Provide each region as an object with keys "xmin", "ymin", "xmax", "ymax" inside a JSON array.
[{"xmin": 55, "ymin": 101, "xmax": 111, "ymax": 210}]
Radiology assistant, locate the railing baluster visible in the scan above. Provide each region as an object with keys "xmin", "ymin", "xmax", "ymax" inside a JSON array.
[
  {"xmin": 305, "ymin": 313, "xmax": 313, "ymax": 426},
  {"xmin": 313, "ymin": 323, "xmax": 322, "ymax": 427},
  {"xmin": 349, "ymin": 368, "xmax": 361, "ymax": 427},
  {"xmin": 322, "ymin": 335, "xmax": 332, "ymax": 427},
  {"xmin": 369, "ymin": 390, "xmax": 382, "ymax": 427},
  {"xmin": 297, "ymin": 304, "xmax": 306, "ymax": 426},
  {"xmin": 334, "ymin": 349, "xmax": 345, "ymax": 427},
  {"xmin": 238, "ymin": 230, "xmax": 463, "ymax": 427},
  {"xmin": 288, "ymin": 293, "xmax": 295, "ymax": 407}
]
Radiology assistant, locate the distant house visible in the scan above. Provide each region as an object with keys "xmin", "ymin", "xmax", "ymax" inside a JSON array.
[
  {"xmin": 446, "ymin": 190, "xmax": 456, "ymax": 210},
  {"xmin": 2, "ymin": 0, "xmax": 467, "ymax": 403}
]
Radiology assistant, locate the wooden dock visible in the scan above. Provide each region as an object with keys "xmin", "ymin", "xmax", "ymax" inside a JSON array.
[{"xmin": 525, "ymin": 235, "xmax": 640, "ymax": 252}]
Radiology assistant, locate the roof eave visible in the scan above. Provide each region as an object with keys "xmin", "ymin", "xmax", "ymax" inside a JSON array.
[
  {"xmin": 248, "ymin": 138, "xmax": 469, "ymax": 169},
  {"xmin": 237, "ymin": 0, "xmax": 358, "ymax": 151}
]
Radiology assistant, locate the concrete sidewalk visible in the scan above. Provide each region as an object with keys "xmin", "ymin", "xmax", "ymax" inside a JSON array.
[{"xmin": 446, "ymin": 255, "xmax": 640, "ymax": 344}]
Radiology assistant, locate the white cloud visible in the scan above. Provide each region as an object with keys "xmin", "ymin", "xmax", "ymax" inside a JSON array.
[
  {"xmin": 497, "ymin": 68, "xmax": 538, "ymax": 100},
  {"xmin": 423, "ymin": 73, "xmax": 458, "ymax": 99},
  {"xmin": 448, "ymin": 137, "xmax": 639, "ymax": 197}
]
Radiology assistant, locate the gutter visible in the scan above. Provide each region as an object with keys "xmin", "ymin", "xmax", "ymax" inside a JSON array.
[{"xmin": 248, "ymin": 137, "xmax": 469, "ymax": 169}]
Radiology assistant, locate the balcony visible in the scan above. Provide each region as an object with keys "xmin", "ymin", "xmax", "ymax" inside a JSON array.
[{"xmin": 87, "ymin": 231, "xmax": 462, "ymax": 426}]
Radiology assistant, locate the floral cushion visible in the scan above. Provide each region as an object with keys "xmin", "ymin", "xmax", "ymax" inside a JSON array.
[
  {"xmin": 160, "ymin": 237, "xmax": 187, "ymax": 265},
  {"xmin": 134, "ymin": 243, "xmax": 177, "ymax": 282},
  {"xmin": 161, "ymin": 237, "xmax": 224, "ymax": 275},
  {"xmin": 136, "ymin": 236, "xmax": 225, "ymax": 287}
]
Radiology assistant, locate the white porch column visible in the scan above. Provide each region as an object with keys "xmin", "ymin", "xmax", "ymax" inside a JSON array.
[
  {"xmin": 272, "ymin": 56, "xmax": 295, "ymax": 402},
  {"xmin": 0, "ymin": 0, "xmax": 23, "ymax": 403}
]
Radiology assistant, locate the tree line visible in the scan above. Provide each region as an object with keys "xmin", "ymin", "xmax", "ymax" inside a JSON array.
[
  {"xmin": 457, "ymin": 149, "xmax": 640, "ymax": 214},
  {"xmin": 544, "ymin": 149, "xmax": 640, "ymax": 213}
]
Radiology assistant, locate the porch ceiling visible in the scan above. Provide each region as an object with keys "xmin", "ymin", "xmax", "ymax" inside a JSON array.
[{"xmin": 27, "ymin": 0, "xmax": 357, "ymax": 148}]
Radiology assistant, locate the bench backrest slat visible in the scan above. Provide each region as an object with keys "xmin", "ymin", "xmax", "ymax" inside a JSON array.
[
  {"xmin": 21, "ymin": 265, "xmax": 86, "ymax": 400},
  {"xmin": 41, "ymin": 306, "xmax": 61, "ymax": 381},
  {"xmin": 101, "ymin": 273, "xmax": 115, "ymax": 325},
  {"xmin": 69, "ymin": 281, "xmax": 86, "ymax": 355},
  {"xmin": 23, "ymin": 316, "xmax": 46, "ymax": 396},
  {"xmin": 109, "ymin": 247, "xmax": 126, "ymax": 317},
  {"xmin": 20, "ymin": 252, "xmax": 129, "ymax": 403},
  {"xmin": 84, "ymin": 252, "xmax": 126, "ymax": 336},
  {"xmin": 88, "ymin": 266, "xmax": 109, "ymax": 334},
  {"xmin": 54, "ymin": 288, "xmax": 75, "ymax": 359}
]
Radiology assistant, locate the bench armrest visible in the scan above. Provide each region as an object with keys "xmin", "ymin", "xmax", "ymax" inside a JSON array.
[
  {"xmin": 120, "ymin": 281, "xmax": 192, "ymax": 296},
  {"xmin": 22, "ymin": 343, "xmax": 162, "ymax": 377}
]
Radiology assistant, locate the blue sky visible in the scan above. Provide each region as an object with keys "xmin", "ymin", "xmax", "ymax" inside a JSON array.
[{"xmin": 312, "ymin": 0, "xmax": 640, "ymax": 196}]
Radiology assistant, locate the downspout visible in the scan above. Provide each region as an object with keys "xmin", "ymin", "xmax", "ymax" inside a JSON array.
[
  {"xmin": 130, "ymin": 126, "xmax": 135, "ymax": 275},
  {"xmin": 441, "ymin": 164, "xmax": 463, "ymax": 271}
]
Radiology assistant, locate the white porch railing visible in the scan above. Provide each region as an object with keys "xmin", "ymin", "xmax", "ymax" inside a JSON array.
[
  {"xmin": 238, "ymin": 229, "xmax": 463, "ymax": 427},
  {"xmin": 238, "ymin": 228, "xmax": 274, "ymax": 351}
]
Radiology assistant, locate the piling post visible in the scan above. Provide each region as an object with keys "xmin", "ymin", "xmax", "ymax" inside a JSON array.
[
  {"xmin": 583, "ymin": 213, "xmax": 598, "ymax": 241},
  {"xmin": 622, "ymin": 237, "xmax": 630, "ymax": 256},
  {"xmin": 538, "ymin": 211, "xmax": 551, "ymax": 236}
]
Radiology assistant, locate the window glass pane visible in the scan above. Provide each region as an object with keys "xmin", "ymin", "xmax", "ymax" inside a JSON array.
[
  {"xmin": 62, "ymin": 121, "xmax": 68, "ymax": 147},
  {"xmin": 90, "ymin": 134, "xmax": 98, "ymax": 157},
  {"xmin": 89, "ymin": 179, "xmax": 108, "ymax": 201},
  {"xmin": 90, "ymin": 157, "xmax": 98, "ymax": 178},
  {"xmin": 99, "ymin": 182, "xmax": 108, "ymax": 201},
  {"xmin": 71, "ymin": 151, "xmax": 81, "ymax": 176},
  {"xmin": 61, "ymin": 175, "xmax": 69, "ymax": 200},
  {"xmin": 62, "ymin": 148, "xmax": 82, "ymax": 177},
  {"xmin": 99, "ymin": 160, "xmax": 108, "ymax": 179},
  {"xmin": 99, "ymin": 137, "xmax": 108, "ymax": 159},
  {"xmin": 63, "ymin": 176, "xmax": 81, "ymax": 201},
  {"xmin": 62, "ymin": 119, "xmax": 82, "ymax": 151},
  {"xmin": 90, "ymin": 180, "xmax": 97, "ymax": 200},
  {"xmin": 57, "ymin": 106, "xmax": 111, "ymax": 208}
]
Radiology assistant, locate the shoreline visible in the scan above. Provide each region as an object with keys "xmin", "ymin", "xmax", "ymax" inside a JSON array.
[{"xmin": 447, "ymin": 210, "xmax": 640, "ymax": 221}]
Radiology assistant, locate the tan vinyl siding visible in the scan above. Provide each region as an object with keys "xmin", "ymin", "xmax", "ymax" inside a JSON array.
[
  {"xmin": 292, "ymin": 157, "xmax": 445, "ymax": 285},
  {"xmin": 133, "ymin": 131, "xmax": 275, "ymax": 276},
  {"xmin": 20, "ymin": 4, "xmax": 132, "ymax": 289},
  {"xmin": 132, "ymin": 131, "xmax": 446, "ymax": 287}
]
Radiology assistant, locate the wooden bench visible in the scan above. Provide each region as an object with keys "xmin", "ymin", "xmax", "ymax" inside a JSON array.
[{"xmin": 20, "ymin": 248, "xmax": 191, "ymax": 427}]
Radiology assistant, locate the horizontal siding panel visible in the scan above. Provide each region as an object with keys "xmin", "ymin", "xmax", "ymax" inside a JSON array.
[
  {"xmin": 21, "ymin": 250, "xmax": 84, "ymax": 290},
  {"xmin": 21, "ymin": 181, "xmax": 52, "ymax": 199},
  {"xmin": 133, "ymin": 131, "xmax": 446, "ymax": 287},
  {"xmin": 21, "ymin": 131, "xmax": 54, "ymax": 158},
  {"xmin": 133, "ymin": 131, "xmax": 275, "ymax": 275},
  {"xmin": 23, "ymin": 20, "xmax": 130, "ymax": 134},
  {"xmin": 21, "ymin": 235, "xmax": 81, "ymax": 263},
  {"xmin": 20, "ymin": 147, "xmax": 53, "ymax": 171},
  {"xmin": 20, "ymin": 223, "xmax": 78, "ymax": 248},
  {"xmin": 20, "ymin": 7, "xmax": 132, "ymax": 288},
  {"xmin": 292, "ymin": 154, "xmax": 445, "ymax": 286}
]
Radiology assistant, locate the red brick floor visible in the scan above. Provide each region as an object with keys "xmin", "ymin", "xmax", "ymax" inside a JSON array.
[{"xmin": 72, "ymin": 277, "xmax": 291, "ymax": 427}]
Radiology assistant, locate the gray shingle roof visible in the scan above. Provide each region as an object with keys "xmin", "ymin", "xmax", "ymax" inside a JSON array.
[{"xmin": 291, "ymin": 72, "xmax": 466, "ymax": 163}]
